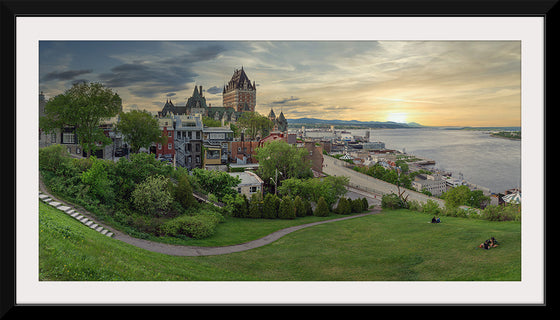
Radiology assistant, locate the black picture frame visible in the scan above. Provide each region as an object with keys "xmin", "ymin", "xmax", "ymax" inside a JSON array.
[{"xmin": 2, "ymin": 0, "xmax": 554, "ymax": 314}]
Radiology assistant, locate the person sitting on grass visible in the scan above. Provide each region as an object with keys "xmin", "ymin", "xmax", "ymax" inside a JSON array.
[
  {"xmin": 479, "ymin": 239, "xmax": 491, "ymax": 250},
  {"xmin": 436, "ymin": 217, "xmax": 441, "ymax": 223},
  {"xmin": 431, "ymin": 216, "xmax": 437, "ymax": 223},
  {"xmin": 490, "ymin": 237, "xmax": 499, "ymax": 247}
]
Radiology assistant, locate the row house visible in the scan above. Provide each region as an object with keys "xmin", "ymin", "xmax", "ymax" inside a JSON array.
[
  {"xmin": 174, "ymin": 114, "xmax": 203, "ymax": 170},
  {"xmin": 202, "ymin": 126, "xmax": 234, "ymax": 170},
  {"xmin": 153, "ymin": 117, "xmax": 175, "ymax": 162}
]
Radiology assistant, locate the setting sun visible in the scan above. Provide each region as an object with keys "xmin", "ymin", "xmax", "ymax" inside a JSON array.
[{"xmin": 386, "ymin": 112, "xmax": 408, "ymax": 123}]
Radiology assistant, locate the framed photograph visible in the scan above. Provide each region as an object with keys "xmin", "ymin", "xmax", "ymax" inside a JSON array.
[{"xmin": 4, "ymin": 0, "xmax": 552, "ymax": 310}]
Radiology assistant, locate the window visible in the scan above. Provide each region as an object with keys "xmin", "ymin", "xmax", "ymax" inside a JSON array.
[
  {"xmin": 158, "ymin": 144, "xmax": 162, "ymax": 150},
  {"xmin": 76, "ymin": 148, "xmax": 80, "ymax": 154},
  {"xmin": 62, "ymin": 132, "xmax": 75, "ymax": 144},
  {"xmin": 168, "ymin": 143, "xmax": 172, "ymax": 150},
  {"xmin": 250, "ymin": 186, "xmax": 257, "ymax": 193},
  {"xmin": 168, "ymin": 131, "xmax": 173, "ymax": 137}
]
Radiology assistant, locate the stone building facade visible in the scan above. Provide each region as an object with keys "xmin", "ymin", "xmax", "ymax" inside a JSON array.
[{"xmin": 223, "ymin": 67, "xmax": 256, "ymax": 112}]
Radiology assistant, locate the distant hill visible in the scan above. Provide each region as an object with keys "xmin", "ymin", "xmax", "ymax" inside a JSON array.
[{"xmin": 287, "ymin": 117, "xmax": 423, "ymax": 128}]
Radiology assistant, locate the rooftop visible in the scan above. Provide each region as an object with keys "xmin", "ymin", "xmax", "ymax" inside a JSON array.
[{"xmin": 228, "ymin": 171, "xmax": 263, "ymax": 186}]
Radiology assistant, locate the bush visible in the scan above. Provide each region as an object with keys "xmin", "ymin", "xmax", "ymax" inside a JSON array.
[
  {"xmin": 39, "ymin": 144, "xmax": 72, "ymax": 174},
  {"xmin": 80, "ymin": 157, "xmax": 115, "ymax": 205},
  {"xmin": 132, "ymin": 175, "xmax": 173, "ymax": 216},
  {"xmin": 175, "ymin": 173, "xmax": 196, "ymax": 209},
  {"xmin": 481, "ymin": 204, "xmax": 520, "ymax": 221},
  {"xmin": 159, "ymin": 214, "xmax": 218, "ymax": 239},
  {"xmin": 262, "ymin": 193, "xmax": 280, "ymax": 219},
  {"xmin": 249, "ymin": 193, "xmax": 263, "ymax": 219},
  {"xmin": 278, "ymin": 197, "xmax": 296, "ymax": 219},
  {"xmin": 335, "ymin": 197, "xmax": 351, "ymax": 215},
  {"xmin": 422, "ymin": 199, "xmax": 441, "ymax": 215},
  {"xmin": 294, "ymin": 196, "xmax": 307, "ymax": 217},
  {"xmin": 314, "ymin": 197, "xmax": 330, "ymax": 217},
  {"xmin": 362, "ymin": 197, "xmax": 370, "ymax": 211},
  {"xmin": 351, "ymin": 198, "xmax": 364, "ymax": 213},
  {"xmin": 382, "ymin": 193, "xmax": 407, "ymax": 210}
]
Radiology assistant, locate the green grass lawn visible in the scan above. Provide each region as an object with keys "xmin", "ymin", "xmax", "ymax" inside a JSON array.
[{"xmin": 39, "ymin": 201, "xmax": 520, "ymax": 281}]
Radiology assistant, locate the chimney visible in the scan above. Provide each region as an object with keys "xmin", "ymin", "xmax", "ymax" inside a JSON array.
[{"xmin": 199, "ymin": 86, "xmax": 203, "ymax": 96}]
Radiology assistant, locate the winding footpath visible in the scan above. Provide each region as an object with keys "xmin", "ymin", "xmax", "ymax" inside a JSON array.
[{"xmin": 39, "ymin": 182, "xmax": 381, "ymax": 257}]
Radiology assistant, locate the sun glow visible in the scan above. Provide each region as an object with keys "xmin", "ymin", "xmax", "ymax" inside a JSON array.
[{"xmin": 386, "ymin": 112, "xmax": 408, "ymax": 123}]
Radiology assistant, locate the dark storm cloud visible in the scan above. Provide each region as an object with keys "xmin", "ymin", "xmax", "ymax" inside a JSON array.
[
  {"xmin": 96, "ymin": 44, "xmax": 227, "ymax": 98},
  {"xmin": 161, "ymin": 44, "xmax": 226, "ymax": 65},
  {"xmin": 42, "ymin": 69, "xmax": 93, "ymax": 81}
]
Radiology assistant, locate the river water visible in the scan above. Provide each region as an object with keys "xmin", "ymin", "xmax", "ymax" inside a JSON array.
[{"xmin": 351, "ymin": 128, "xmax": 521, "ymax": 194}]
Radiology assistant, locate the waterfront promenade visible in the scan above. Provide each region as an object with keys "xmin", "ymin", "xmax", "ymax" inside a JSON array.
[{"xmin": 322, "ymin": 155, "xmax": 446, "ymax": 207}]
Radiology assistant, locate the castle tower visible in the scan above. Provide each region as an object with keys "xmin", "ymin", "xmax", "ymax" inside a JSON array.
[{"xmin": 223, "ymin": 67, "xmax": 256, "ymax": 112}]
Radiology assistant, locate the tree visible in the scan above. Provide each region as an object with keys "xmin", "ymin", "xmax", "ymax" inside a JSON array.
[
  {"xmin": 335, "ymin": 197, "xmax": 351, "ymax": 215},
  {"xmin": 116, "ymin": 109, "xmax": 164, "ymax": 154},
  {"xmin": 40, "ymin": 82, "xmax": 122, "ymax": 157},
  {"xmin": 132, "ymin": 175, "xmax": 173, "ymax": 216},
  {"xmin": 249, "ymin": 193, "xmax": 263, "ymax": 218},
  {"xmin": 442, "ymin": 185, "xmax": 471, "ymax": 209},
  {"xmin": 255, "ymin": 140, "xmax": 313, "ymax": 191},
  {"xmin": 278, "ymin": 197, "xmax": 296, "ymax": 219},
  {"xmin": 191, "ymin": 168, "xmax": 241, "ymax": 200},
  {"xmin": 237, "ymin": 111, "xmax": 273, "ymax": 140},
  {"xmin": 294, "ymin": 195, "xmax": 307, "ymax": 217},
  {"xmin": 262, "ymin": 193, "xmax": 280, "ymax": 219},
  {"xmin": 175, "ymin": 173, "xmax": 196, "ymax": 209},
  {"xmin": 278, "ymin": 176, "xmax": 348, "ymax": 209},
  {"xmin": 314, "ymin": 196, "xmax": 330, "ymax": 217}
]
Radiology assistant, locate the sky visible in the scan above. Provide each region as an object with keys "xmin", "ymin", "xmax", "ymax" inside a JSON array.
[{"xmin": 39, "ymin": 40, "xmax": 521, "ymax": 127}]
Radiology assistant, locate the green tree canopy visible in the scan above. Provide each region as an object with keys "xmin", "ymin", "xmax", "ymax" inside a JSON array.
[
  {"xmin": 116, "ymin": 109, "xmax": 164, "ymax": 153},
  {"xmin": 255, "ymin": 140, "xmax": 312, "ymax": 190},
  {"xmin": 40, "ymin": 82, "xmax": 122, "ymax": 157},
  {"xmin": 237, "ymin": 111, "xmax": 273, "ymax": 140}
]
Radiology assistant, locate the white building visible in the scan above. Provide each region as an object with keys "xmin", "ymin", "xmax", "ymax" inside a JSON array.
[
  {"xmin": 412, "ymin": 174, "xmax": 447, "ymax": 196},
  {"xmin": 227, "ymin": 171, "xmax": 264, "ymax": 197}
]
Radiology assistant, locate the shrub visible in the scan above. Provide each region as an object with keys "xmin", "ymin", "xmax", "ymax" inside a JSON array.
[
  {"xmin": 262, "ymin": 193, "xmax": 280, "ymax": 219},
  {"xmin": 481, "ymin": 204, "xmax": 520, "ymax": 221},
  {"xmin": 159, "ymin": 214, "xmax": 218, "ymax": 239},
  {"xmin": 335, "ymin": 197, "xmax": 351, "ymax": 215},
  {"xmin": 249, "ymin": 193, "xmax": 263, "ymax": 219},
  {"xmin": 351, "ymin": 198, "xmax": 364, "ymax": 213},
  {"xmin": 362, "ymin": 197, "xmax": 370, "ymax": 211},
  {"xmin": 294, "ymin": 196, "xmax": 307, "ymax": 217},
  {"xmin": 132, "ymin": 175, "xmax": 173, "ymax": 216},
  {"xmin": 278, "ymin": 197, "xmax": 296, "ymax": 219},
  {"xmin": 422, "ymin": 199, "xmax": 441, "ymax": 215},
  {"xmin": 175, "ymin": 173, "xmax": 196, "ymax": 209},
  {"xmin": 39, "ymin": 144, "xmax": 72, "ymax": 174},
  {"xmin": 314, "ymin": 196, "xmax": 330, "ymax": 217},
  {"xmin": 382, "ymin": 193, "xmax": 406, "ymax": 210},
  {"xmin": 80, "ymin": 157, "xmax": 115, "ymax": 205}
]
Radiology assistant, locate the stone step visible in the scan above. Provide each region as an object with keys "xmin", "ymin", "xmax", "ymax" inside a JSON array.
[
  {"xmin": 39, "ymin": 190, "xmax": 116, "ymax": 239},
  {"xmin": 57, "ymin": 205, "xmax": 72, "ymax": 213}
]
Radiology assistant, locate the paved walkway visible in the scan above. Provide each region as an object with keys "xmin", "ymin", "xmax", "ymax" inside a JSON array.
[{"xmin": 39, "ymin": 182, "xmax": 381, "ymax": 257}]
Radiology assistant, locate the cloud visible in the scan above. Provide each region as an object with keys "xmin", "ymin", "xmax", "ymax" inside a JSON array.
[
  {"xmin": 42, "ymin": 69, "xmax": 93, "ymax": 81},
  {"xmin": 272, "ymin": 96, "xmax": 300, "ymax": 104},
  {"xmin": 206, "ymin": 86, "xmax": 222, "ymax": 94}
]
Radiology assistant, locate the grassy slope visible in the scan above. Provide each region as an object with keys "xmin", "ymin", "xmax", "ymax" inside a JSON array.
[{"xmin": 39, "ymin": 202, "xmax": 520, "ymax": 281}]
